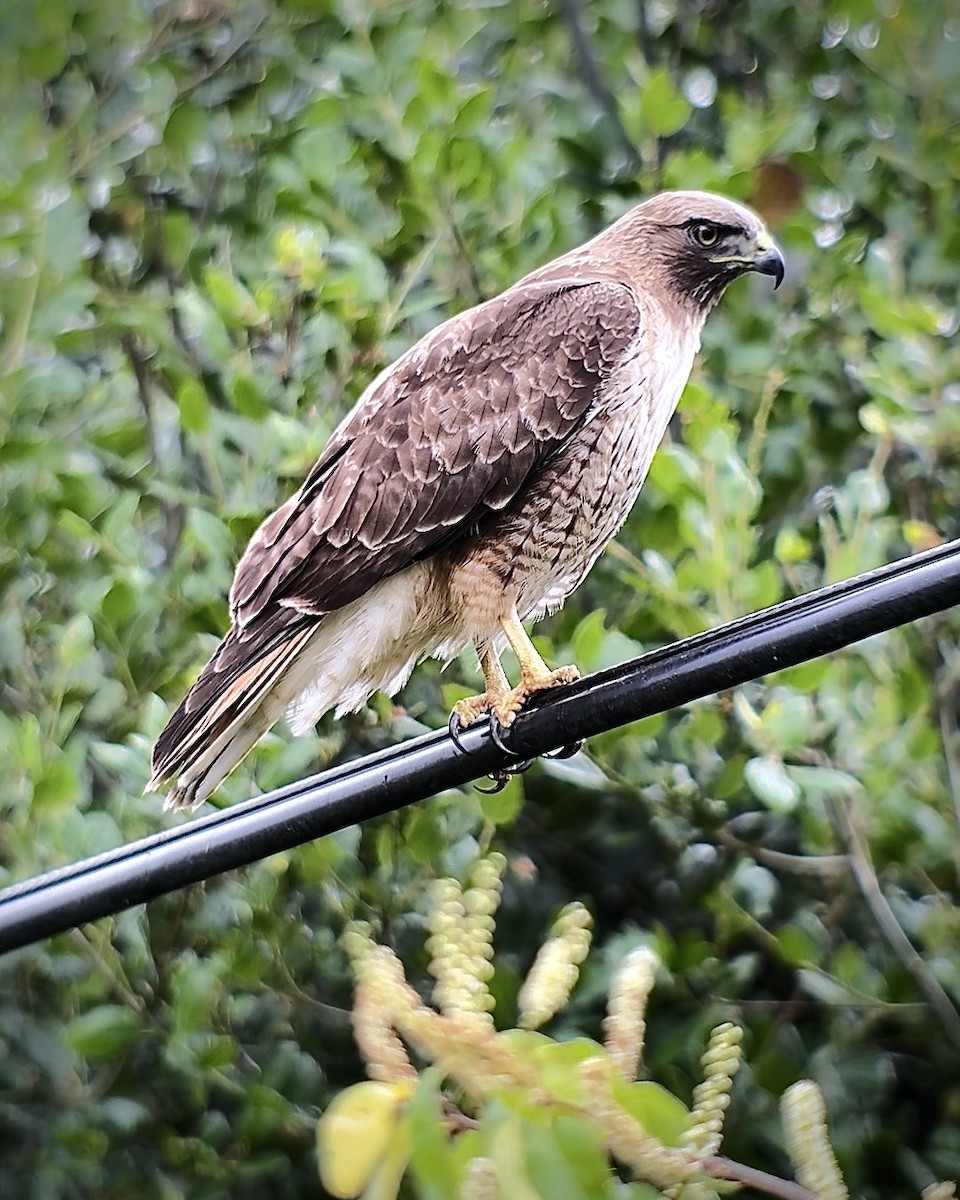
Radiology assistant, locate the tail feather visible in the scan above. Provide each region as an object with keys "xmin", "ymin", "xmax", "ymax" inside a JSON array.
[
  {"xmin": 148, "ymin": 566, "xmax": 438, "ymax": 809},
  {"xmin": 148, "ymin": 622, "xmax": 316, "ymax": 810}
]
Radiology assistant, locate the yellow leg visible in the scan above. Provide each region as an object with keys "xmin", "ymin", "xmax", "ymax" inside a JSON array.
[
  {"xmin": 452, "ymin": 643, "xmax": 511, "ymax": 728},
  {"xmin": 494, "ymin": 609, "xmax": 579, "ymax": 726},
  {"xmin": 451, "ymin": 610, "xmax": 580, "ymax": 731},
  {"xmin": 501, "ymin": 610, "xmax": 559, "ymax": 682}
]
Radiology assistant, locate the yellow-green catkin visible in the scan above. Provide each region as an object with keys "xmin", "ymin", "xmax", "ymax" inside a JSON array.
[
  {"xmin": 427, "ymin": 854, "xmax": 505, "ymax": 1026},
  {"xmin": 460, "ymin": 853, "xmax": 506, "ymax": 1021},
  {"xmin": 341, "ymin": 921, "xmax": 376, "ymax": 969},
  {"xmin": 459, "ymin": 1156, "xmax": 498, "ymax": 1200},
  {"xmin": 517, "ymin": 901, "xmax": 593, "ymax": 1029},
  {"xmin": 603, "ymin": 945, "xmax": 660, "ymax": 1080},
  {"xmin": 426, "ymin": 876, "xmax": 473, "ymax": 1018},
  {"xmin": 682, "ymin": 1022, "xmax": 744, "ymax": 1159},
  {"xmin": 922, "ymin": 1184, "xmax": 957, "ymax": 1200},
  {"xmin": 781, "ymin": 1080, "xmax": 849, "ymax": 1200},
  {"xmin": 344, "ymin": 929, "xmax": 419, "ymax": 1083},
  {"xmin": 352, "ymin": 976, "xmax": 416, "ymax": 1083},
  {"xmin": 579, "ymin": 1057, "xmax": 697, "ymax": 1191}
]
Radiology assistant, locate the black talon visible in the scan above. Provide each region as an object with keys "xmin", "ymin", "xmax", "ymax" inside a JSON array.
[
  {"xmin": 488, "ymin": 712, "xmax": 518, "ymax": 756},
  {"xmin": 448, "ymin": 710, "xmax": 480, "ymax": 755},
  {"xmin": 476, "ymin": 771, "xmax": 510, "ymax": 794},
  {"xmin": 474, "ymin": 758, "xmax": 534, "ymax": 793},
  {"xmin": 473, "ymin": 712, "xmax": 535, "ymax": 792},
  {"xmin": 544, "ymin": 741, "xmax": 583, "ymax": 760}
]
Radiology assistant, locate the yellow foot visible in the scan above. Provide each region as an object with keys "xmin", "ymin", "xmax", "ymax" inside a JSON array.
[
  {"xmin": 452, "ymin": 690, "xmax": 504, "ymax": 729},
  {"xmin": 492, "ymin": 665, "xmax": 580, "ymax": 728}
]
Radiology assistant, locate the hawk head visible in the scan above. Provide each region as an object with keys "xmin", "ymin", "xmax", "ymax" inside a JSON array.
[{"xmin": 602, "ymin": 190, "xmax": 785, "ymax": 312}]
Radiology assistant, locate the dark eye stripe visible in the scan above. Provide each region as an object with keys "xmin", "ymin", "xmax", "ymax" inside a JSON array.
[{"xmin": 681, "ymin": 219, "xmax": 743, "ymax": 237}]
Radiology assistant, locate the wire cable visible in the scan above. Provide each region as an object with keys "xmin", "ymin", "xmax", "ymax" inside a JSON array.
[{"xmin": 1, "ymin": 537, "xmax": 958, "ymax": 954}]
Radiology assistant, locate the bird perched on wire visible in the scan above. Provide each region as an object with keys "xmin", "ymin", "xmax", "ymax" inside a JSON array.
[{"xmin": 149, "ymin": 190, "xmax": 784, "ymax": 810}]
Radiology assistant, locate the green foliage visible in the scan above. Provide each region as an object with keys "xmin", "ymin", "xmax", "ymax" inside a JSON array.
[
  {"xmin": 0, "ymin": 0, "xmax": 958, "ymax": 1196},
  {"xmin": 323, "ymin": 888, "xmax": 708, "ymax": 1198},
  {"xmin": 319, "ymin": 872, "xmax": 862, "ymax": 1199}
]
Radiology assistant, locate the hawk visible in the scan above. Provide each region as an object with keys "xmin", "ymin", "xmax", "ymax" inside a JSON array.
[{"xmin": 149, "ymin": 191, "xmax": 784, "ymax": 810}]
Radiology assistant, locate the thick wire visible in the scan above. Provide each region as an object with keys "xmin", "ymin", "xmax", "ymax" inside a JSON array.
[{"xmin": 1, "ymin": 538, "xmax": 958, "ymax": 954}]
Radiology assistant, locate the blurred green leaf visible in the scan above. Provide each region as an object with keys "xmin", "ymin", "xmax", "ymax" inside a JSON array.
[
  {"xmin": 611, "ymin": 1080, "xmax": 689, "ymax": 1147},
  {"xmin": 478, "ymin": 770, "xmax": 524, "ymax": 826},
  {"xmin": 64, "ymin": 1006, "xmax": 141, "ymax": 1060},
  {"xmin": 625, "ymin": 66, "xmax": 692, "ymax": 140},
  {"xmin": 523, "ymin": 1122, "xmax": 597, "ymax": 1200},
  {"xmin": 176, "ymin": 378, "xmax": 210, "ymax": 434},
  {"xmin": 744, "ymin": 756, "xmax": 800, "ymax": 813}
]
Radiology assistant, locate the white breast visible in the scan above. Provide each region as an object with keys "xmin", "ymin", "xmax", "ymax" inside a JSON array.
[{"xmin": 516, "ymin": 314, "xmax": 701, "ymax": 620}]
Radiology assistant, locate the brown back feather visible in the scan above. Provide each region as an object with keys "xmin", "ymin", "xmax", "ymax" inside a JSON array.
[{"xmin": 230, "ymin": 279, "xmax": 642, "ymax": 624}]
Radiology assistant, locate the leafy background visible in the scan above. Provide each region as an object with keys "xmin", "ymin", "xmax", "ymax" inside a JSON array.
[{"xmin": 0, "ymin": 0, "xmax": 958, "ymax": 1195}]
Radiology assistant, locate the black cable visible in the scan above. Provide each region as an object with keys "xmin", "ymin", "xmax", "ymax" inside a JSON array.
[{"xmin": 1, "ymin": 538, "xmax": 958, "ymax": 955}]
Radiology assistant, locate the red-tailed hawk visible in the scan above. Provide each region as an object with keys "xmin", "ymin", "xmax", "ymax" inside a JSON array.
[{"xmin": 149, "ymin": 191, "xmax": 784, "ymax": 809}]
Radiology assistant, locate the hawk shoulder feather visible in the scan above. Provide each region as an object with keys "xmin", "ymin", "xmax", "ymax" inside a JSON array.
[{"xmin": 231, "ymin": 277, "xmax": 642, "ymax": 625}]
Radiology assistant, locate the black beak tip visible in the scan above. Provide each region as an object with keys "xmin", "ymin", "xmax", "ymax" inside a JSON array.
[{"xmin": 753, "ymin": 246, "xmax": 786, "ymax": 290}]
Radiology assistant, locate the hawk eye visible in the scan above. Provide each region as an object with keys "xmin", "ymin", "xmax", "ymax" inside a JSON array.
[{"xmin": 690, "ymin": 222, "xmax": 721, "ymax": 248}]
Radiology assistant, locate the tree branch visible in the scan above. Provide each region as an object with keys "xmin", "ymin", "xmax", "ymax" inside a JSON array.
[
  {"xmin": 835, "ymin": 797, "xmax": 960, "ymax": 1052},
  {"xmin": 705, "ymin": 1155, "xmax": 819, "ymax": 1200},
  {"xmin": 556, "ymin": 0, "xmax": 640, "ymax": 170}
]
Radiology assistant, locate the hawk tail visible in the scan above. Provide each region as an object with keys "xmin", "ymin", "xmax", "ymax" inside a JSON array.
[{"xmin": 147, "ymin": 623, "xmax": 316, "ymax": 811}]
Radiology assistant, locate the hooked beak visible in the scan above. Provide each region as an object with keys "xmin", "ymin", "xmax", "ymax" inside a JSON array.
[{"xmin": 751, "ymin": 238, "xmax": 786, "ymax": 290}]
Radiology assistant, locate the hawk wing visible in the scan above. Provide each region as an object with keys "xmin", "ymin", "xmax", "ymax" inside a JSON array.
[{"xmin": 230, "ymin": 277, "xmax": 643, "ymax": 629}]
